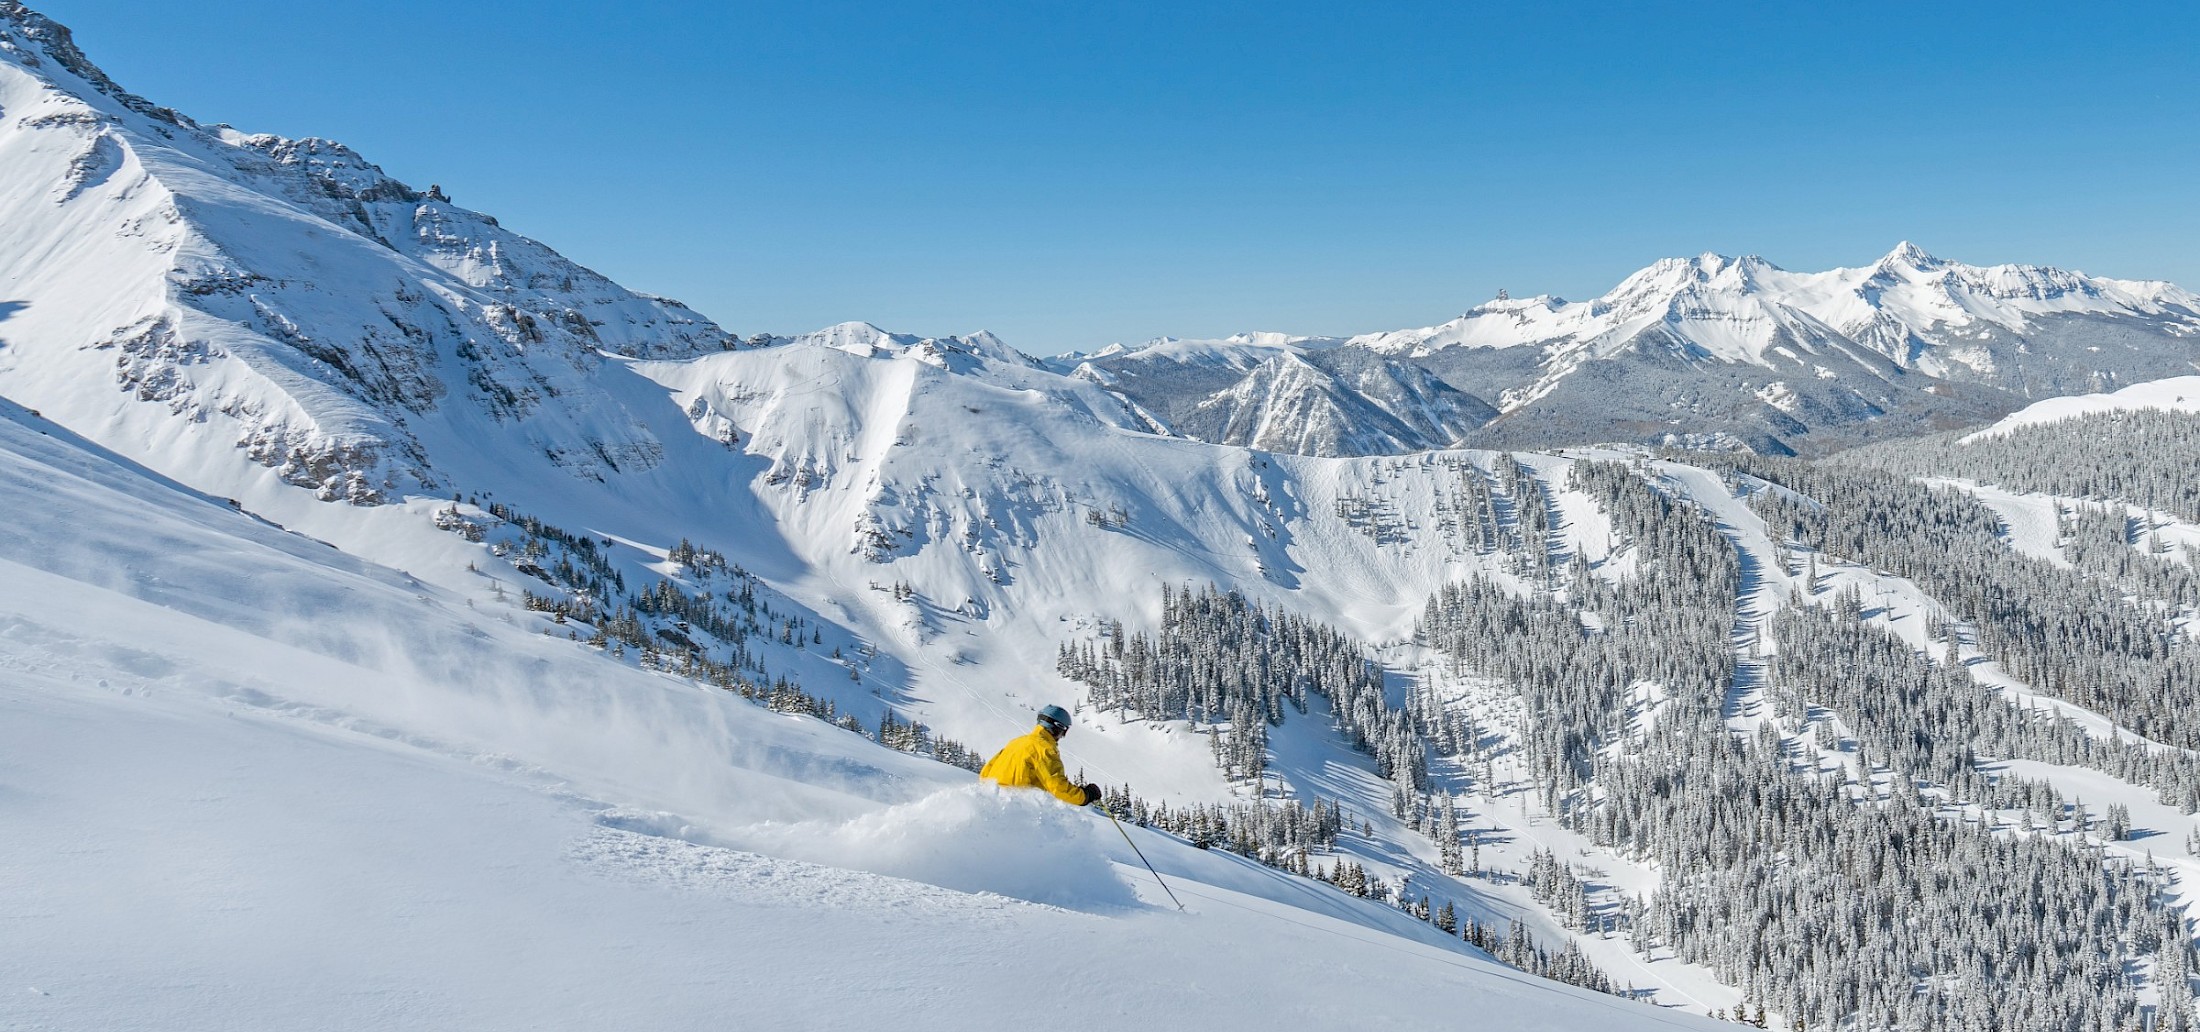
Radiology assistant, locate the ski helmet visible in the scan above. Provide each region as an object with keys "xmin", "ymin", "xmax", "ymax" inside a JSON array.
[{"xmin": 1037, "ymin": 704, "xmax": 1072, "ymax": 736}]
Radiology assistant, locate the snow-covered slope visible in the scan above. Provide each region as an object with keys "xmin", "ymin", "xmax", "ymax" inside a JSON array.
[
  {"xmin": 0, "ymin": 14, "xmax": 1729, "ymax": 1018},
  {"xmin": 1961, "ymin": 374, "xmax": 2200, "ymax": 442},
  {"xmin": 0, "ymin": 2, "xmax": 737, "ymax": 505},
  {"xmin": 14, "ymin": 4, "xmax": 2200, "ymax": 1028},
  {"xmin": 0, "ymin": 394, "xmax": 1728, "ymax": 1032}
]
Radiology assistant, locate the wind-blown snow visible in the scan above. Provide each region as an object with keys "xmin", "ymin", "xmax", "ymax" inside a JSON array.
[
  {"xmin": 12, "ymin": 4, "xmax": 2200, "ymax": 1027},
  {"xmin": 0, "ymin": 376, "xmax": 1723, "ymax": 1032}
]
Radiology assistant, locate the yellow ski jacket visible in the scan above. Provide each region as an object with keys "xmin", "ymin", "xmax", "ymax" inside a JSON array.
[{"xmin": 979, "ymin": 724, "xmax": 1089, "ymax": 805}]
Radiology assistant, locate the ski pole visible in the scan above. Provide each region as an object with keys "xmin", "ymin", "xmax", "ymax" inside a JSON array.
[{"xmin": 1101, "ymin": 801, "xmax": 1184, "ymax": 911}]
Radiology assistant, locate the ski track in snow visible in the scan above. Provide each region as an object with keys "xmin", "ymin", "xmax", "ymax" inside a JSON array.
[
  {"xmin": 6, "ymin": 9, "xmax": 2200, "ymax": 1026},
  {"xmin": 1943, "ymin": 479, "xmax": 2074, "ymax": 568},
  {"xmin": 1942, "ymin": 477, "xmax": 2200, "ymax": 575},
  {"xmin": 1650, "ymin": 463, "xmax": 1777, "ymax": 736},
  {"xmin": 0, "ymin": 380, "xmax": 1734, "ymax": 1031},
  {"xmin": 1651, "ymin": 463, "xmax": 2200, "ymax": 968}
]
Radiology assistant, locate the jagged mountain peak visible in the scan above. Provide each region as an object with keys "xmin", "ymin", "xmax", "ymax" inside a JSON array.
[
  {"xmin": 7, "ymin": 0, "xmax": 2196, "ymax": 475},
  {"xmin": 1356, "ymin": 245, "xmax": 2200, "ymax": 363},
  {"xmin": 1878, "ymin": 240, "xmax": 1943, "ymax": 269},
  {"xmin": 0, "ymin": 1, "xmax": 195, "ymax": 128},
  {"xmin": 1469, "ymin": 295, "xmax": 1567, "ymax": 316},
  {"xmin": 0, "ymin": 2, "xmax": 747, "ymax": 505},
  {"xmin": 218, "ymin": 129, "xmax": 429, "ymax": 204},
  {"xmin": 1111, "ymin": 331, "xmax": 1346, "ymax": 361},
  {"xmin": 794, "ymin": 320, "xmax": 907, "ymax": 351},
  {"xmin": 1649, "ymin": 250, "xmax": 1782, "ymax": 276},
  {"xmin": 788, "ymin": 321, "xmax": 1038, "ymax": 370},
  {"xmin": 1077, "ymin": 339, "xmax": 1495, "ymax": 457},
  {"xmin": 1332, "ymin": 245, "xmax": 2200, "ymax": 454}
]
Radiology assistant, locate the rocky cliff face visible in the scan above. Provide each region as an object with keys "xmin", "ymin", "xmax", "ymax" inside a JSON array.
[{"xmin": 1065, "ymin": 335, "xmax": 1498, "ymax": 456}]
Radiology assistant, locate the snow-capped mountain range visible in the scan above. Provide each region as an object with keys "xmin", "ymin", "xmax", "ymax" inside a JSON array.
[
  {"xmin": 1364, "ymin": 244, "xmax": 2200, "ymax": 453},
  {"xmin": 10, "ymin": 3, "xmax": 2200, "ymax": 1029},
  {"xmin": 1068, "ymin": 246, "xmax": 2200, "ymax": 456},
  {"xmin": 5, "ymin": 0, "xmax": 2192, "ymax": 484}
]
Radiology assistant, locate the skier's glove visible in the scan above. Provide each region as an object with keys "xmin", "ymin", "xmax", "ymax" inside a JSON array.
[{"xmin": 1081, "ymin": 783, "xmax": 1103, "ymax": 806}]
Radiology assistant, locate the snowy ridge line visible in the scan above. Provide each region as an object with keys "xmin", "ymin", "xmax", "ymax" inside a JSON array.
[
  {"xmin": 0, "ymin": 2, "xmax": 747, "ymax": 512},
  {"xmin": 1353, "ymin": 245, "xmax": 2200, "ymax": 367},
  {"xmin": 6, "ymin": 390, "xmax": 1721, "ymax": 1031},
  {"xmin": 1064, "ymin": 251, "xmax": 2200, "ymax": 457},
  {"xmin": 11, "ymin": 1, "xmax": 2200, "ymax": 1025},
  {"xmin": 1961, "ymin": 375, "xmax": 2200, "ymax": 443}
]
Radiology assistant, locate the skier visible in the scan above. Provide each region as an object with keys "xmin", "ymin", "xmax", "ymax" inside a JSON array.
[{"xmin": 980, "ymin": 704, "xmax": 1102, "ymax": 806}]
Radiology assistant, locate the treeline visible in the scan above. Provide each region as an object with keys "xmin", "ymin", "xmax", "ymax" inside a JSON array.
[
  {"xmin": 1097, "ymin": 786, "xmax": 1345, "ymax": 862},
  {"xmin": 1419, "ymin": 457, "xmax": 2190, "ymax": 1031},
  {"xmin": 1055, "ymin": 560, "xmax": 1627, "ymax": 998},
  {"xmin": 437, "ymin": 501, "xmax": 986, "ymax": 772},
  {"xmin": 448, "ymin": 498, "xmax": 831, "ymax": 684},
  {"xmin": 1461, "ymin": 917, "xmax": 1617, "ymax": 997},
  {"xmin": 1056, "ymin": 583, "xmax": 1425, "ymax": 794},
  {"xmin": 1769, "ymin": 598, "xmax": 2200, "ymax": 813},
  {"xmin": 1418, "ymin": 459, "xmax": 1740, "ymax": 807},
  {"xmin": 1584, "ymin": 712, "xmax": 2185, "ymax": 1032},
  {"xmin": 1716, "ymin": 456, "xmax": 2200, "ymax": 751},
  {"xmin": 2061, "ymin": 507, "xmax": 2200, "ymax": 610},
  {"xmin": 1400, "ymin": 872, "xmax": 1625, "ymax": 999},
  {"xmin": 1845, "ymin": 408, "xmax": 2200, "ymax": 524}
]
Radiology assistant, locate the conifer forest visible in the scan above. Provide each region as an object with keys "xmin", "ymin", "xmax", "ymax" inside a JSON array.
[{"xmin": 1056, "ymin": 413, "xmax": 2200, "ymax": 1031}]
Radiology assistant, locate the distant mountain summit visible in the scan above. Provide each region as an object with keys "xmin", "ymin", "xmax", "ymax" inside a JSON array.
[
  {"xmin": 5, "ymin": 0, "xmax": 2196, "ymax": 478},
  {"xmin": 1346, "ymin": 244, "xmax": 2200, "ymax": 454},
  {"xmin": 1356, "ymin": 243, "xmax": 2198, "ymax": 371},
  {"xmin": 1044, "ymin": 248, "xmax": 2199, "ymax": 458},
  {"xmin": 1058, "ymin": 335, "xmax": 1495, "ymax": 456}
]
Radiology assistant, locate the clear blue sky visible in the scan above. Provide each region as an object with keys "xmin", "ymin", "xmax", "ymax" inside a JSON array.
[{"xmin": 34, "ymin": 1, "xmax": 2199, "ymax": 352}]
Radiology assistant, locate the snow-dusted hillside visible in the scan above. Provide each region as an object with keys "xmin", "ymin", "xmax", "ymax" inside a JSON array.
[
  {"xmin": 0, "ymin": 395, "xmax": 1725, "ymax": 1032},
  {"xmin": 1961, "ymin": 374, "xmax": 2200, "ymax": 441},
  {"xmin": 12, "ymin": 3, "xmax": 2200, "ymax": 1029}
]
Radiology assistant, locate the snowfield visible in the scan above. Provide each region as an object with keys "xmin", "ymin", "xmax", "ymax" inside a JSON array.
[
  {"xmin": 0, "ymin": 395, "xmax": 1718, "ymax": 1031},
  {"xmin": 1961, "ymin": 374, "xmax": 2200, "ymax": 442},
  {"xmin": 9, "ymin": 4, "xmax": 2200, "ymax": 1029}
]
